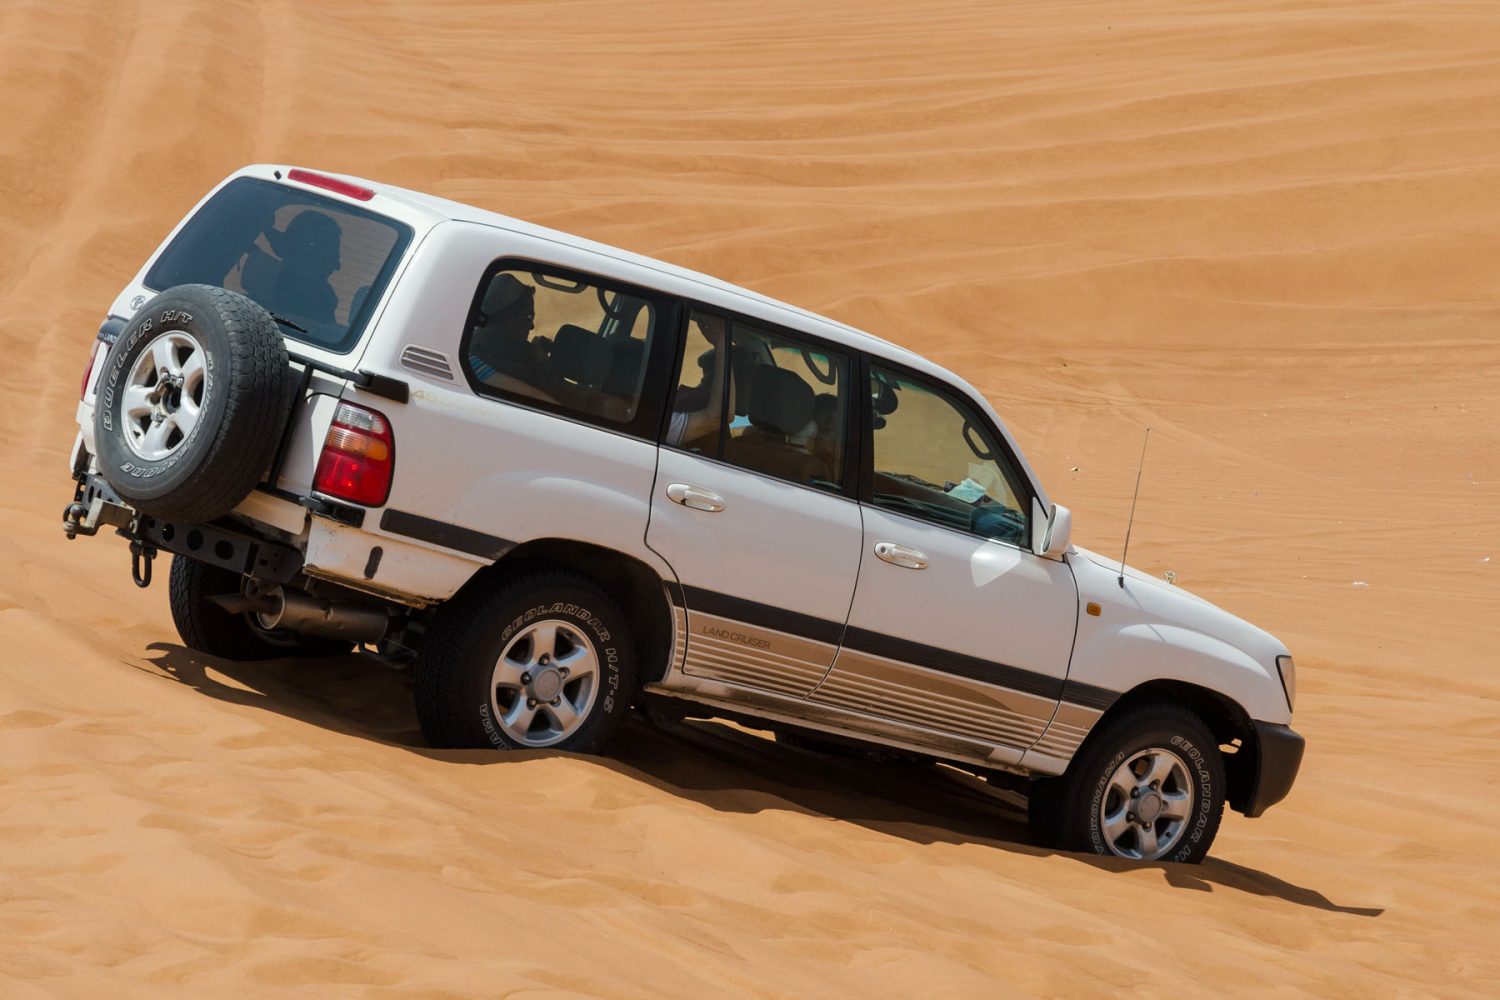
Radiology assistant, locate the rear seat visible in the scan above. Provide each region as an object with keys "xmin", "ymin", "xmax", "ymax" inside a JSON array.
[
  {"xmin": 550, "ymin": 324, "xmax": 647, "ymax": 422},
  {"xmin": 725, "ymin": 366, "xmax": 832, "ymax": 486}
]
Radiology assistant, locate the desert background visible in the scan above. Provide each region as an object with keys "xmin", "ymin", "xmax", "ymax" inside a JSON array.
[{"xmin": 3, "ymin": 0, "xmax": 1498, "ymax": 996}]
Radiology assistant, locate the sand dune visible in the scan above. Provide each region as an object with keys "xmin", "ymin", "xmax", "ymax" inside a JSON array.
[{"xmin": 3, "ymin": 0, "xmax": 1498, "ymax": 995}]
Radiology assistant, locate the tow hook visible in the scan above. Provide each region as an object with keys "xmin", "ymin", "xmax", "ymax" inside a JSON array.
[
  {"xmin": 62, "ymin": 502, "xmax": 91, "ymax": 540},
  {"xmin": 130, "ymin": 538, "xmax": 157, "ymax": 588},
  {"xmin": 62, "ymin": 485, "xmax": 133, "ymax": 540}
]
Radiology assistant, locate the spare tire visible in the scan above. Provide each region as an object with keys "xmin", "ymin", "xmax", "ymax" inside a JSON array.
[{"xmin": 93, "ymin": 284, "xmax": 294, "ymax": 523}]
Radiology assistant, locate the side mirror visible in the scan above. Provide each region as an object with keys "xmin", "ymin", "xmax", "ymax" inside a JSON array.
[{"xmin": 1032, "ymin": 502, "xmax": 1072, "ymax": 558}]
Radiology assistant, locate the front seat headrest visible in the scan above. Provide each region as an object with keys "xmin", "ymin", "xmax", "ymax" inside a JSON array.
[{"xmin": 747, "ymin": 366, "xmax": 814, "ymax": 437}]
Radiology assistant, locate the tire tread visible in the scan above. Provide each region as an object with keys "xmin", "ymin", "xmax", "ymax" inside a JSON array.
[
  {"xmin": 414, "ymin": 570, "xmax": 634, "ymax": 752},
  {"xmin": 1030, "ymin": 700, "xmax": 1225, "ymax": 863},
  {"xmin": 97, "ymin": 284, "xmax": 294, "ymax": 523}
]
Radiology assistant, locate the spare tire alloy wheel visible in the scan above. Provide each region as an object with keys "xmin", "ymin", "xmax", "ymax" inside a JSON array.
[
  {"xmin": 94, "ymin": 284, "xmax": 293, "ymax": 525},
  {"xmin": 120, "ymin": 331, "xmax": 207, "ymax": 462}
]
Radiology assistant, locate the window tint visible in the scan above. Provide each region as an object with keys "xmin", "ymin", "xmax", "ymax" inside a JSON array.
[
  {"xmin": 145, "ymin": 177, "xmax": 412, "ymax": 353},
  {"xmin": 867, "ymin": 366, "xmax": 1029, "ymax": 545},
  {"xmin": 465, "ymin": 267, "xmax": 658, "ymax": 427},
  {"xmin": 665, "ymin": 313, "xmax": 848, "ymax": 493}
]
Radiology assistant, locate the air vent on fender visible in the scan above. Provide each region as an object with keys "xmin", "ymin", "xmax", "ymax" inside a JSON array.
[{"xmin": 399, "ymin": 345, "xmax": 455, "ymax": 382}]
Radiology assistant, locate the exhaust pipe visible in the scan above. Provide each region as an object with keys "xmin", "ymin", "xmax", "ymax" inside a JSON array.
[
  {"xmin": 265, "ymin": 589, "xmax": 389, "ymax": 643},
  {"xmin": 214, "ymin": 587, "xmax": 388, "ymax": 644}
]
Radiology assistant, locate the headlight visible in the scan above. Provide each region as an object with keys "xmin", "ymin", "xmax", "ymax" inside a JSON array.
[{"xmin": 1275, "ymin": 655, "xmax": 1296, "ymax": 712}]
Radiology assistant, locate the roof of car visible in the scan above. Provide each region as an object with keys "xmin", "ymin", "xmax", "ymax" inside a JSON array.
[
  {"xmin": 293, "ymin": 167, "xmax": 939, "ymax": 375},
  {"xmin": 237, "ymin": 165, "xmax": 1052, "ymax": 510}
]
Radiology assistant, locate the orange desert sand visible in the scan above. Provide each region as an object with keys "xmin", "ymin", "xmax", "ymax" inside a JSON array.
[{"xmin": 2, "ymin": 1, "xmax": 1498, "ymax": 996}]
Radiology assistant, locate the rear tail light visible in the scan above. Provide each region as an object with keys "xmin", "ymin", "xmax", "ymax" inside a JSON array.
[
  {"xmin": 81, "ymin": 316, "xmax": 126, "ymax": 401},
  {"xmin": 79, "ymin": 343, "xmax": 100, "ymax": 400},
  {"xmin": 312, "ymin": 401, "xmax": 395, "ymax": 506}
]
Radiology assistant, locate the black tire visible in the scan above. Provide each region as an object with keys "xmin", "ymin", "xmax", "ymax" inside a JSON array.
[
  {"xmin": 168, "ymin": 556, "xmax": 352, "ymax": 661},
  {"xmin": 414, "ymin": 572, "xmax": 636, "ymax": 753},
  {"xmin": 94, "ymin": 284, "xmax": 293, "ymax": 523},
  {"xmin": 1028, "ymin": 702, "xmax": 1225, "ymax": 864}
]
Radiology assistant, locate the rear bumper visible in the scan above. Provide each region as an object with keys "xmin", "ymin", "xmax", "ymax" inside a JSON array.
[
  {"xmin": 63, "ymin": 473, "xmax": 305, "ymax": 583},
  {"xmin": 1240, "ymin": 721, "xmax": 1305, "ymax": 818}
]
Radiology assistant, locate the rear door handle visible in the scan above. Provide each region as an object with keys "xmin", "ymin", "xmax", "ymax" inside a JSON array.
[
  {"xmin": 874, "ymin": 541, "xmax": 928, "ymax": 569},
  {"xmin": 666, "ymin": 483, "xmax": 725, "ymax": 513}
]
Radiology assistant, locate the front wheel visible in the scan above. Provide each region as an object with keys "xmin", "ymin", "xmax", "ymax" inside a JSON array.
[
  {"xmin": 1029, "ymin": 703, "xmax": 1226, "ymax": 864},
  {"xmin": 413, "ymin": 572, "xmax": 636, "ymax": 753}
]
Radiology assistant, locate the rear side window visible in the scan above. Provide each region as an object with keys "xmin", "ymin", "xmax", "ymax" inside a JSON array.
[
  {"xmin": 461, "ymin": 264, "xmax": 673, "ymax": 438},
  {"xmin": 664, "ymin": 311, "xmax": 850, "ymax": 494},
  {"xmin": 145, "ymin": 177, "xmax": 413, "ymax": 353}
]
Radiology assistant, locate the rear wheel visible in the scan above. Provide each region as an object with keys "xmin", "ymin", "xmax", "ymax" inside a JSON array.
[
  {"xmin": 1029, "ymin": 703, "xmax": 1225, "ymax": 864},
  {"xmin": 168, "ymin": 556, "xmax": 351, "ymax": 660},
  {"xmin": 414, "ymin": 572, "xmax": 636, "ymax": 752}
]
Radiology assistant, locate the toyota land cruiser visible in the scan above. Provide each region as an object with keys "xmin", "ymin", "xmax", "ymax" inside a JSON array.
[{"xmin": 63, "ymin": 165, "xmax": 1304, "ymax": 863}]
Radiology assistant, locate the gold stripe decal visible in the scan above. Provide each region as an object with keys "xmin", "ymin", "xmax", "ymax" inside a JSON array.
[{"xmin": 682, "ymin": 610, "xmax": 836, "ymax": 696}]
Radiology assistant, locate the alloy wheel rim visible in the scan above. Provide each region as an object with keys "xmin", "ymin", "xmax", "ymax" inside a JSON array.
[
  {"xmin": 1099, "ymin": 747, "xmax": 1195, "ymax": 860},
  {"xmin": 121, "ymin": 331, "xmax": 207, "ymax": 461},
  {"xmin": 489, "ymin": 619, "xmax": 599, "ymax": 747}
]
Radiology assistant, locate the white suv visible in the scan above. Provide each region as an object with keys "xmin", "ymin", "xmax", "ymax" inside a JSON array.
[{"xmin": 65, "ymin": 165, "xmax": 1303, "ymax": 863}]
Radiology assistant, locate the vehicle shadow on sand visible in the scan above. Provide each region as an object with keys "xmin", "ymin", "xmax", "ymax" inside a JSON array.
[{"xmin": 142, "ymin": 642, "xmax": 1382, "ymax": 918}]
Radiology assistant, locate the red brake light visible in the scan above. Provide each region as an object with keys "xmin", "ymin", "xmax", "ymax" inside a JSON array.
[
  {"xmin": 313, "ymin": 402, "xmax": 395, "ymax": 506},
  {"xmin": 80, "ymin": 343, "xmax": 99, "ymax": 400},
  {"xmin": 286, "ymin": 168, "xmax": 374, "ymax": 202}
]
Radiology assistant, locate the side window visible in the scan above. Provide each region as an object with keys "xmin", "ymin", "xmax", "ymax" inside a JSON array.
[
  {"xmin": 664, "ymin": 312, "xmax": 849, "ymax": 493},
  {"xmin": 463, "ymin": 266, "xmax": 660, "ymax": 429},
  {"xmin": 867, "ymin": 366, "xmax": 1030, "ymax": 546}
]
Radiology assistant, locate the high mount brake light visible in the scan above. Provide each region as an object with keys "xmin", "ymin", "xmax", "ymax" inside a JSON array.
[
  {"xmin": 286, "ymin": 168, "xmax": 375, "ymax": 202},
  {"xmin": 313, "ymin": 401, "xmax": 395, "ymax": 506}
]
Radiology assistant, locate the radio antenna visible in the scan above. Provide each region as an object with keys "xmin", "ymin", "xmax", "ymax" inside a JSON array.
[{"xmin": 1118, "ymin": 426, "xmax": 1151, "ymax": 588}]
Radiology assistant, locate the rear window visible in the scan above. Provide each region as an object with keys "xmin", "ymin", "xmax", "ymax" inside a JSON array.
[{"xmin": 144, "ymin": 177, "xmax": 413, "ymax": 353}]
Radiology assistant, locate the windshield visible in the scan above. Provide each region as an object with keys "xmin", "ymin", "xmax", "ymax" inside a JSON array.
[{"xmin": 144, "ymin": 177, "xmax": 414, "ymax": 353}]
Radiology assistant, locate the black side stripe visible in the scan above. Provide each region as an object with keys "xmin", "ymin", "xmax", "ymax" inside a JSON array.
[
  {"xmin": 379, "ymin": 509, "xmax": 514, "ymax": 560},
  {"xmin": 679, "ymin": 584, "xmax": 846, "ymax": 646},
  {"xmin": 841, "ymin": 626, "xmax": 1064, "ymax": 702},
  {"xmin": 1060, "ymin": 679, "xmax": 1118, "ymax": 712},
  {"xmin": 669, "ymin": 582, "xmax": 1121, "ymax": 712}
]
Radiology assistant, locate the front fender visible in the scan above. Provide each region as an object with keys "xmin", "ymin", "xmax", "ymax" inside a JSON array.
[
  {"xmin": 1064, "ymin": 549, "xmax": 1292, "ymax": 726},
  {"xmin": 1069, "ymin": 620, "xmax": 1289, "ymax": 724}
]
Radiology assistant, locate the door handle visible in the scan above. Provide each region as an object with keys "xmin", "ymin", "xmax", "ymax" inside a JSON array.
[
  {"xmin": 666, "ymin": 483, "xmax": 725, "ymax": 513},
  {"xmin": 874, "ymin": 541, "xmax": 928, "ymax": 569}
]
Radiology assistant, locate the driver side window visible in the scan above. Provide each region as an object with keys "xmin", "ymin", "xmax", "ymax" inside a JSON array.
[{"xmin": 867, "ymin": 366, "xmax": 1030, "ymax": 546}]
